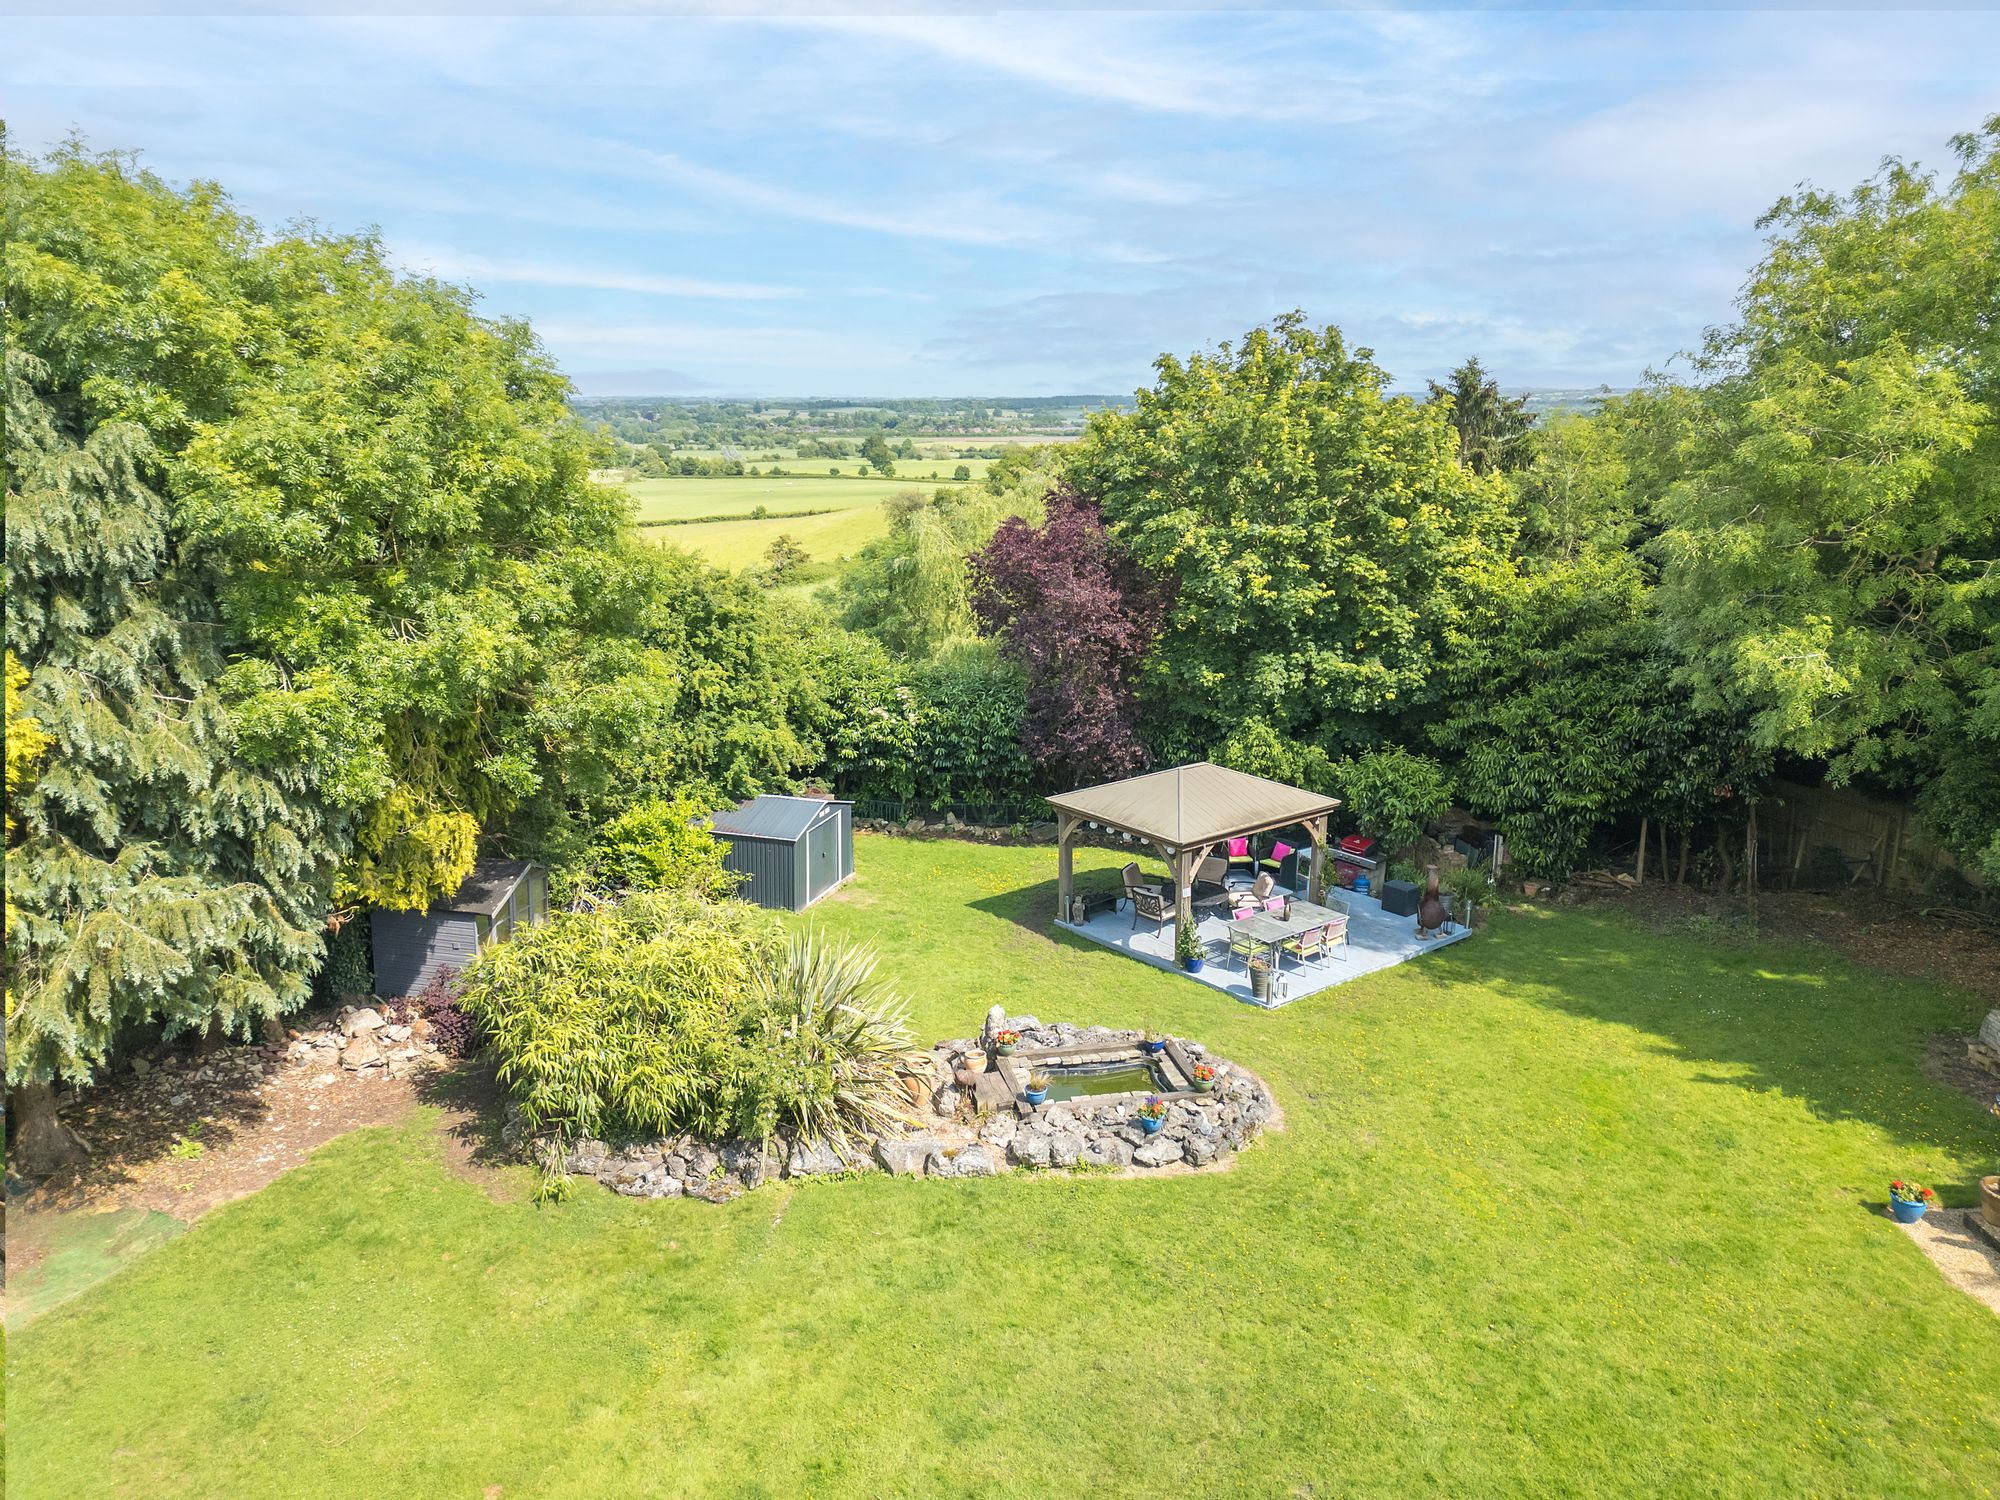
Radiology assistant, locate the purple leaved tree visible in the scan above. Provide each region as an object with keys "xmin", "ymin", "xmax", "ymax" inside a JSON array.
[{"xmin": 970, "ymin": 486, "xmax": 1169, "ymax": 785}]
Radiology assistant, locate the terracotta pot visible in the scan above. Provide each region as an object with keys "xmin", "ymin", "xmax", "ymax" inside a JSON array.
[{"xmin": 1981, "ymin": 1174, "xmax": 2000, "ymax": 1229}]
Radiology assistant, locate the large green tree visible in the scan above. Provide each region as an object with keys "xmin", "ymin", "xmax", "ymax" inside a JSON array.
[
  {"xmin": 1648, "ymin": 119, "xmax": 2000, "ymax": 878},
  {"xmin": 4, "ymin": 351, "xmax": 336, "ymax": 1169},
  {"xmin": 1068, "ymin": 314, "xmax": 1518, "ymax": 759},
  {"xmin": 4, "ymin": 146, "xmax": 790, "ymax": 1164}
]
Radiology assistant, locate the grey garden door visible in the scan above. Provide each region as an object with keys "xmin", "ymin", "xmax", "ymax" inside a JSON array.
[{"xmin": 807, "ymin": 815, "xmax": 839, "ymax": 903}]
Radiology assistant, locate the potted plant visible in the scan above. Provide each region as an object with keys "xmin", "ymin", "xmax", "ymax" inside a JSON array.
[
  {"xmin": 1024, "ymin": 1069, "xmax": 1050, "ymax": 1107},
  {"xmin": 1190, "ymin": 1061, "xmax": 1217, "ymax": 1095},
  {"xmin": 992, "ymin": 1027, "xmax": 1020, "ymax": 1056},
  {"xmin": 1136, "ymin": 1095, "xmax": 1167, "ymax": 1135},
  {"xmin": 1175, "ymin": 920, "xmax": 1204, "ymax": 973},
  {"xmin": 1889, "ymin": 1179, "xmax": 1936, "ymax": 1223},
  {"xmin": 1140, "ymin": 1026, "xmax": 1167, "ymax": 1055}
]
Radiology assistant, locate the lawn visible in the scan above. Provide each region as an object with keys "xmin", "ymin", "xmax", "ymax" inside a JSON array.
[{"xmin": 9, "ymin": 837, "xmax": 1998, "ymax": 1497}]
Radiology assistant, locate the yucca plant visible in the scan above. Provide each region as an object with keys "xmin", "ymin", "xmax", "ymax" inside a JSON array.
[
  {"xmin": 738, "ymin": 932, "xmax": 925, "ymax": 1149},
  {"xmin": 1441, "ymin": 864, "xmax": 1497, "ymax": 909}
]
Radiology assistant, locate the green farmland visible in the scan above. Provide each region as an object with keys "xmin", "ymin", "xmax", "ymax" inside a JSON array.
[
  {"xmin": 623, "ymin": 473, "xmax": 931, "ymax": 524},
  {"xmin": 655, "ymin": 504, "xmax": 899, "ymax": 572},
  {"xmin": 621, "ymin": 473, "xmax": 980, "ymax": 576}
]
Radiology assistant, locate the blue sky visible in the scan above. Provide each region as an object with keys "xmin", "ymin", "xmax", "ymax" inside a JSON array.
[{"xmin": 8, "ymin": 6, "xmax": 1997, "ymax": 397}]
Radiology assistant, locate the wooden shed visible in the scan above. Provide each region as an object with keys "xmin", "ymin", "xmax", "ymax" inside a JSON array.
[
  {"xmin": 370, "ymin": 859, "xmax": 549, "ymax": 997},
  {"xmin": 710, "ymin": 795, "xmax": 854, "ymax": 912}
]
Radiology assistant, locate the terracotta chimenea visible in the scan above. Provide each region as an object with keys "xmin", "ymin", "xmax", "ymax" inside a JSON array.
[{"xmin": 1417, "ymin": 864, "xmax": 1448, "ymax": 937}]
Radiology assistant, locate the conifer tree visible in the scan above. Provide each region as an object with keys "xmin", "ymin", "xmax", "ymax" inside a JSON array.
[{"xmin": 4, "ymin": 351, "xmax": 334, "ymax": 1171}]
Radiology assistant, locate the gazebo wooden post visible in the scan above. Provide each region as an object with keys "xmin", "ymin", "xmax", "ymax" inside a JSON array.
[
  {"xmin": 1055, "ymin": 812, "xmax": 1080, "ymax": 922},
  {"xmin": 1304, "ymin": 814, "xmax": 1329, "ymax": 905},
  {"xmin": 1162, "ymin": 840, "xmax": 1214, "ymax": 931}
]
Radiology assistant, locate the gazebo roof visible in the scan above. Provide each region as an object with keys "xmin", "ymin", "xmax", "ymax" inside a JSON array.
[{"xmin": 1045, "ymin": 762, "xmax": 1341, "ymax": 851}]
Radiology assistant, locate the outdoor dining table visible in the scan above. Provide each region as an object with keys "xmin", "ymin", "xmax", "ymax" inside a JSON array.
[{"xmin": 1224, "ymin": 898, "xmax": 1347, "ymax": 966}]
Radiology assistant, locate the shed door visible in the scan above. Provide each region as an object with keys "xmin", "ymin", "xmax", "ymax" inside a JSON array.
[{"xmin": 807, "ymin": 815, "xmax": 839, "ymax": 904}]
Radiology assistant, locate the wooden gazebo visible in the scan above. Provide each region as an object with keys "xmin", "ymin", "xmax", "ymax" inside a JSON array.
[{"xmin": 1046, "ymin": 763, "xmax": 1342, "ymax": 927}]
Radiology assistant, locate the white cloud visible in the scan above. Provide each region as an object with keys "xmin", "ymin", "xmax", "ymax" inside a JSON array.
[
  {"xmin": 608, "ymin": 141, "xmax": 1068, "ymax": 250},
  {"xmin": 395, "ymin": 246, "xmax": 797, "ymax": 301}
]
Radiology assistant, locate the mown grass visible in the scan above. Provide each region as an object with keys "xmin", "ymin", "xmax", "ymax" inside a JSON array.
[{"xmin": 9, "ymin": 837, "xmax": 1998, "ymax": 1498}]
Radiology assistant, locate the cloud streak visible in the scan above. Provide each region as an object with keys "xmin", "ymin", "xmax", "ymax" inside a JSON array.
[
  {"xmin": 7, "ymin": 8, "xmax": 1995, "ymax": 394},
  {"xmin": 396, "ymin": 246, "xmax": 798, "ymax": 300}
]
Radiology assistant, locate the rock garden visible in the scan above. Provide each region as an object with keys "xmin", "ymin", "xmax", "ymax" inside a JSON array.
[{"xmin": 521, "ymin": 1009, "xmax": 1277, "ymax": 1200}]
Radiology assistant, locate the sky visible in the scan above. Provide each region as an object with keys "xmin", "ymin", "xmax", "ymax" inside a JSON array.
[{"xmin": 6, "ymin": 5, "xmax": 1997, "ymax": 398}]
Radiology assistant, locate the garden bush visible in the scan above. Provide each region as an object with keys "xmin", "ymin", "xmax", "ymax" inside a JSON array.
[
  {"xmin": 580, "ymin": 795, "xmax": 739, "ymax": 899},
  {"xmin": 460, "ymin": 892, "xmax": 777, "ymax": 1142},
  {"xmin": 314, "ymin": 915, "xmax": 374, "ymax": 1004},
  {"xmin": 1337, "ymin": 747, "xmax": 1452, "ymax": 858},
  {"xmin": 409, "ymin": 965, "xmax": 477, "ymax": 1058},
  {"xmin": 734, "ymin": 934, "xmax": 923, "ymax": 1147},
  {"xmin": 458, "ymin": 894, "xmax": 918, "ymax": 1150}
]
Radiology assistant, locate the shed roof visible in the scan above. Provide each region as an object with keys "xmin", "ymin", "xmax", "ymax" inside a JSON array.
[
  {"xmin": 1045, "ymin": 762, "xmax": 1340, "ymax": 850},
  {"xmin": 709, "ymin": 794, "xmax": 846, "ymax": 843},
  {"xmin": 438, "ymin": 858, "xmax": 539, "ymax": 918}
]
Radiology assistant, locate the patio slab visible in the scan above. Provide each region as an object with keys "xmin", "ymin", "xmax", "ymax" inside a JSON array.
[{"xmin": 1054, "ymin": 885, "xmax": 1470, "ymax": 1006}]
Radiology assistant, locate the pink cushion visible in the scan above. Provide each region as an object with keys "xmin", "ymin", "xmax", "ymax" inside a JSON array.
[
  {"xmin": 1265, "ymin": 897, "xmax": 1285, "ymax": 913},
  {"xmin": 1232, "ymin": 907, "xmax": 1255, "ymax": 921},
  {"xmin": 1269, "ymin": 841, "xmax": 1294, "ymax": 862},
  {"xmin": 1227, "ymin": 837, "xmax": 1249, "ymax": 859}
]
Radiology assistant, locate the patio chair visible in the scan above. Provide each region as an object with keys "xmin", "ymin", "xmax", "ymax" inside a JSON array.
[
  {"xmin": 1120, "ymin": 861, "xmax": 1163, "ymax": 912},
  {"xmin": 1230, "ymin": 872, "xmax": 1276, "ymax": 910},
  {"xmin": 1321, "ymin": 914, "xmax": 1350, "ymax": 959},
  {"xmin": 1224, "ymin": 837, "xmax": 1256, "ymax": 886},
  {"xmin": 1280, "ymin": 924, "xmax": 1328, "ymax": 969},
  {"xmin": 1131, "ymin": 887, "xmax": 1172, "ymax": 934},
  {"xmin": 1226, "ymin": 914, "xmax": 1265, "ymax": 971},
  {"xmin": 1191, "ymin": 855, "xmax": 1231, "ymax": 907},
  {"xmin": 1258, "ymin": 839, "xmax": 1296, "ymax": 884}
]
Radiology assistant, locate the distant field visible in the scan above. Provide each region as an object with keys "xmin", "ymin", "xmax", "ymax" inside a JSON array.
[
  {"xmin": 652, "ymin": 505, "xmax": 893, "ymax": 572},
  {"xmin": 633, "ymin": 454, "xmax": 995, "ymax": 481},
  {"xmin": 624, "ymin": 475, "xmax": 935, "ymax": 525}
]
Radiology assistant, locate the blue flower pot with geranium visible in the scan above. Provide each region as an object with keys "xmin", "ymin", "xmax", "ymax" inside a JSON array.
[
  {"xmin": 1137, "ymin": 1095, "xmax": 1167, "ymax": 1135},
  {"xmin": 1889, "ymin": 1180, "xmax": 1934, "ymax": 1223}
]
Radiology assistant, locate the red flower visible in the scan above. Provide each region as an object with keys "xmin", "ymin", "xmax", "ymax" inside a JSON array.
[
  {"xmin": 1922, "ymin": 1188, "xmax": 1935, "ymax": 1199},
  {"xmin": 1891, "ymin": 1180, "xmax": 1903, "ymax": 1189}
]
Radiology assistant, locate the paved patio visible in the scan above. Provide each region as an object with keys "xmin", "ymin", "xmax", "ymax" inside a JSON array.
[{"xmin": 1054, "ymin": 884, "xmax": 1471, "ymax": 1006}]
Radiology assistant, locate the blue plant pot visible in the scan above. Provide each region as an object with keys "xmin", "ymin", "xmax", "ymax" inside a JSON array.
[
  {"xmin": 1181, "ymin": 957, "xmax": 1204, "ymax": 974},
  {"xmin": 1024, "ymin": 1087, "xmax": 1047, "ymax": 1106},
  {"xmin": 1140, "ymin": 1116, "xmax": 1164, "ymax": 1135},
  {"xmin": 1890, "ymin": 1198, "xmax": 1929, "ymax": 1223},
  {"xmin": 1142, "ymin": 1038, "xmax": 1167, "ymax": 1054}
]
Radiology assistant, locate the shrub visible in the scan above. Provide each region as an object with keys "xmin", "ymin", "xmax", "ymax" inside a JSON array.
[
  {"xmin": 460, "ymin": 892, "xmax": 779, "ymax": 1142},
  {"xmin": 460, "ymin": 898, "xmax": 917, "ymax": 1151},
  {"xmin": 585, "ymin": 796, "xmax": 739, "ymax": 899},
  {"xmin": 315, "ymin": 914, "xmax": 374, "ymax": 1003},
  {"xmin": 1441, "ymin": 864, "xmax": 1497, "ymax": 909},
  {"xmin": 411, "ymin": 965, "xmax": 477, "ymax": 1058},
  {"xmin": 733, "ymin": 934, "xmax": 923, "ymax": 1148},
  {"xmin": 1338, "ymin": 748, "xmax": 1452, "ymax": 858}
]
